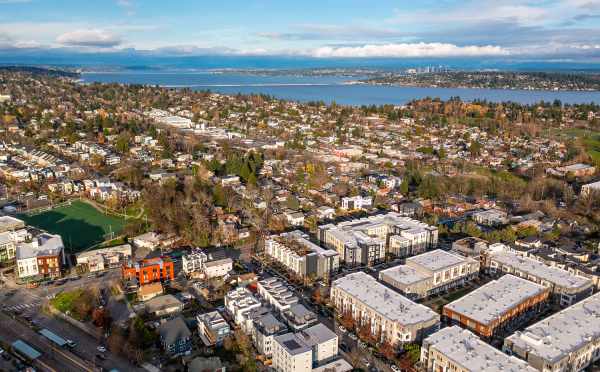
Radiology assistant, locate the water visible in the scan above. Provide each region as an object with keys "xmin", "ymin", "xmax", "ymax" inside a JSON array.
[{"xmin": 81, "ymin": 71, "xmax": 600, "ymax": 106}]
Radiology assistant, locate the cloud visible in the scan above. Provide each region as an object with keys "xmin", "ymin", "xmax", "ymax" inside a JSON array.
[
  {"xmin": 307, "ymin": 42, "xmax": 510, "ymax": 58},
  {"xmin": 56, "ymin": 29, "xmax": 122, "ymax": 48}
]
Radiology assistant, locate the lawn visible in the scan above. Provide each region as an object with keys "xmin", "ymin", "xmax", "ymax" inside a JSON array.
[
  {"xmin": 19, "ymin": 200, "xmax": 127, "ymax": 252},
  {"xmin": 50, "ymin": 289, "xmax": 83, "ymax": 314}
]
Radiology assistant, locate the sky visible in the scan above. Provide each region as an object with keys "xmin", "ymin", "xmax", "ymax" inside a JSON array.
[{"xmin": 1, "ymin": 0, "xmax": 600, "ymax": 62}]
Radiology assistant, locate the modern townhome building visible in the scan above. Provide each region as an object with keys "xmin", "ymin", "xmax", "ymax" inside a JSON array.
[
  {"xmin": 272, "ymin": 323, "xmax": 339, "ymax": 372},
  {"xmin": 121, "ymin": 257, "xmax": 175, "ymax": 286},
  {"xmin": 340, "ymin": 195, "xmax": 372, "ymax": 211},
  {"xmin": 224, "ymin": 287, "xmax": 262, "ymax": 332},
  {"xmin": 483, "ymin": 243, "xmax": 593, "ymax": 307},
  {"xmin": 330, "ymin": 272, "xmax": 440, "ymax": 345},
  {"xmin": 318, "ymin": 212, "xmax": 438, "ymax": 266},
  {"xmin": 265, "ymin": 230, "xmax": 339, "ymax": 280},
  {"xmin": 257, "ymin": 277, "xmax": 299, "ymax": 312},
  {"xmin": 197, "ymin": 311, "xmax": 231, "ymax": 346},
  {"xmin": 503, "ymin": 292, "xmax": 600, "ymax": 372},
  {"xmin": 252, "ymin": 312, "xmax": 288, "ymax": 358},
  {"xmin": 443, "ymin": 274, "xmax": 550, "ymax": 339},
  {"xmin": 379, "ymin": 249, "xmax": 479, "ymax": 300},
  {"xmin": 581, "ymin": 180, "xmax": 600, "ymax": 197},
  {"xmin": 421, "ymin": 326, "xmax": 537, "ymax": 372},
  {"xmin": 16, "ymin": 233, "xmax": 65, "ymax": 281}
]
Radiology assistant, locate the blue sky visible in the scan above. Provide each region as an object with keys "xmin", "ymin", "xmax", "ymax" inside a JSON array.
[{"xmin": 1, "ymin": 0, "xmax": 600, "ymax": 60}]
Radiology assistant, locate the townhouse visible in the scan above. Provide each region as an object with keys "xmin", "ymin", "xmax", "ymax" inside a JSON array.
[{"xmin": 16, "ymin": 233, "xmax": 65, "ymax": 281}]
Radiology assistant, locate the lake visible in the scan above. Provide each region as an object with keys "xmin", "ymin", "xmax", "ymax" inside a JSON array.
[{"xmin": 81, "ymin": 71, "xmax": 600, "ymax": 106}]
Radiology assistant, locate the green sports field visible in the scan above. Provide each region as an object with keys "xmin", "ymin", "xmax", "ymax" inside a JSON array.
[{"xmin": 19, "ymin": 200, "xmax": 127, "ymax": 252}]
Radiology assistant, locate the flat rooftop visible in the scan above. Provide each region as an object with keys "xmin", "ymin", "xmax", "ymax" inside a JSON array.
[
  {"xmin": 332, "ymin": 272, "xmax": 439, "ymax": 326},
  {"xmin": 406, "ymin": 249, "xmax": 466, "ymax": 272},
  {"xmin": 505, "ymin": 292, "xmax": 600, "ymax": 364},
  {"xmin": 379, "ymin": 264, "xmax": 429, "ymax": 286},
  {"xmin": 425, "ymin": 326, "xmax": 536, "ymax": 372},
  {"xmin": 444, "ymin": 274, "xmax": 547, "ymax": 326},
  {"xmin": 489, "ymin": 249, "xmax": 592, "ymax": 290},
  {"xmin": 274, "ymin": 333, "xmax": 311, "ymax": 356}
]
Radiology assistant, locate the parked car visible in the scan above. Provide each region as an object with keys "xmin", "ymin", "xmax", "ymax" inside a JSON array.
[
  {"xmin": 348, "ymin": 333, "xmax": 358, "ymax": 341},
  {"xmin": 66, "ymin": 340, "xmax": 77, "ymax": 349},
  {"xmin": 338, "ymin": 325, "xmax": 347, "ymax": 333},
  {"xmin": 96, "ymin": 346, "xmax": 106, "ymax": 353},
  {"xmin": 390, "ymin": 365, "xmax": 401, "ymax": 372}
]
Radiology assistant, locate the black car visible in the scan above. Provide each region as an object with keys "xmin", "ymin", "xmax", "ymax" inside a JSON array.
[
  {"xmin": 339, "ymin": 343, "xmax": 350, "ymax": 353},
  {"xmin": 96, "ymin": 353, "xmax": 107, "ymax": 360}
]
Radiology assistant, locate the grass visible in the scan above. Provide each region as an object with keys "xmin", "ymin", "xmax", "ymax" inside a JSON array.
[
  {"xmin": 19, "ymin": 200, "xmax": 127, "ymax": 252},
  {"xmin": 558, "ymin": 128, "xmax": 600, "ymax": 163},
  {"xmin": 50, "ymin": 289, "xmax": 83, "ymax": 314}
]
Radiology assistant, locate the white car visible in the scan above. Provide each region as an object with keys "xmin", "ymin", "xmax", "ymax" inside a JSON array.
[
  {"xmin": 96, "ymin": 346, "xmax": 106, "ymax": 353},
  {"xmin": 391, "ymin": 365, "xmax": 401, "ymax": 372},
  {"xmin": 348, "ymin": 333, "xmax": 358, "ymax": 341},
  {"xmin": 338, "ymin": 325, "xmax": 347, "ymax": 333}
]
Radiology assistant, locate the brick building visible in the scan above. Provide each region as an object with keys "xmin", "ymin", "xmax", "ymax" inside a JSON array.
[{"xmin": 122, "ymin": 257, "xmax": 174, "ymax": 285}]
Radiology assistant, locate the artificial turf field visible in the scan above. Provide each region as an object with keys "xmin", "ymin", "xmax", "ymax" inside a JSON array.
[{"xmin": 19, "ymin": 200, "xmax": 126, "ymax": 252}]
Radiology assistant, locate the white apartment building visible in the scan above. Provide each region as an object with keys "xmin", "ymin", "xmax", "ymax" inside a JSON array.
[
  {"xmin": 504, "ymin": 292, "xmax": 600, "ymax": 372},
  {"xmin": 319, "ymin": 212, "xmax": 438, "ymax": 266},
  {"xmin": 272, "ymin": 323, "xmax": 338, "ymax": 372},
  {"xmin": 379, "ymin": 249, "xmax": 479, "ymax": 299},
  {"xmin": 75, "ymin": 244, "xmax": 131, "ymax": 272},
  {"xmin": 330, "ymin": 272, "xmax": 440, "ymax": 345},
  {"xmin": 182, "ymin": 249, "xmax": 207, "ymax": 274},
  {"xmin": 340, "ymin": 195, "xmax": 372, "ymax": 211},
  {"xmin": 484, "ymin": 243, "xmax": 593, "ymax": 307},
  {"xmin": 0, "ymin": 228, "xmax": 29, "ymax": 262},
  {"xmin": 16, "ymin": 233, "xmax": 65, "ymax": 280},
  {"xmin": 421, "ymin": 326, "xmax": 536, "ymax": 372},
  {"xmin": 265, "ymin": 231, "xmax": 339, "ymax": 279},
  {"xmin": 204, "ymin": 258, "xmax": 233, "ymax": 279}
]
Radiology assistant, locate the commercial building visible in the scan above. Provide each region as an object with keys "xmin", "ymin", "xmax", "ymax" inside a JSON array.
[
  {"xmin": 483, "ymin": 243, "xmax": 593, "ymax": 307},
  {"xmin": 379, "ymin": 249, "xmax": 479, "ymax": 300},
  {"xmin": 122, "ymin": 257, "xmax": 174, "ymax": 286},
  {"xmin": 197, "ymin": 311, "xmax": 231, "ymax": 346},
  {"xmin": 265, "ymin": 230, "xmax": 339, "ymax": 279},
  {"xmin": 421, "ymin": 326, "xmax": 536, "ymax": 372},
  {"xmin": 318, "ymin": 212, "xmax": 438, "ymax": 266},
  {"xmin": 330, "ymin": 272, "xmax": 440, "ymax": 345},
  {"xmin": 182, "ymin": 248, "xmax": 232, "ymax": 279},
  {"xmin": 443, "ymin": 274, "xmax": 550, "ymax": 339},
  {"xmin": 272, "ymin": 323, "xmax": 339, "ymax": 372},
  {"xmin": 16, "ymin": 233, "xmax": 65, "ymax": 281},
  {"xmin": 504, "ymin": 292, "xmax": 600, "ymax": 372}
]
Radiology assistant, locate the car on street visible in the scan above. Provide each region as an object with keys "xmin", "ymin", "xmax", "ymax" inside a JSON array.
[
  {"xmin": 66, "ymin": 340, "xmax": 77, "ymax": 348},
  {"xmin": 97, "ymin": 346, "xmax": 106, "ymax": 353},
  {"xmin": 96, "ymin": 353, "xmax": 107, "ymax": 361},
  {"xmin": 338, "ymin": 325, "xmax": 347, "ymax": 333},
  {"xmin": 390, "ymin": 365, "xmax": 401, "ymax": 372},
  {"xmin": 339, "ymin": 343, "xmax": 350, "ymax": 353},
  {"xmin": 358, "ymin": 340, "xmax": 367, "ymax": 349},
  {"xmin": 362, "ymin": 358, "xmax": 370, "ymax": 367},
  {"xmin": 348, "ymin": 333, "xmax": 358, "ymax": 340}
]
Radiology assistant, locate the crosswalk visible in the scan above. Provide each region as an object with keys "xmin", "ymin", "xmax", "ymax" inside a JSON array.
[{"xmin": 2, "ymin": 301, "xmax": 41, "ymax": 312}]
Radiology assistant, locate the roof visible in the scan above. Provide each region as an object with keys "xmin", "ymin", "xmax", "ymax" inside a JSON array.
[
  {"xmin": 39, "ymin": 328, "xmax": 67, "ymax": 346},
  {"xmin": 138, "ymin": 282, "xmax": 163, "ymax": 296},
  {"xmin": 332, "ymin": 272, "xmax": 439, "ymax": 326},
  {"xmin": 444, "ymin": 275, "xmax": 547, "ymax": 326},
  {"xmin": 406, "ymin": 249, "xmax": 466, "ymax": 272},
  {"xmin": 145, "ymin": 294, "xmax": 183, "ymax": 313},
  {"xmin": 12, "ymin": 340, "xmax": 41, "ymax": 360},
  {"xmin": 379, "ymin": 264, "xmax": 429, "ymax": 286},
  {"xmin": 505, "ymin": 292, "xmax": 600, "ymax": 364},
  {"xmin": 274, "ymin": 333, "xmax": 311, "ymax": 356},
  {"xmin": 488, "ymin": 248, "xmax": 592, "ymax": 290},
  {"xmin": 299, "ymin": 323, "xmax": 337, "ymax": 345},
  {"xmin": 158, "ymin": 316, "xmax": 191, "ymax": 345},
  {"xmin": 424, "ymin": 326, "xmax": 536, "ymax": 372}
]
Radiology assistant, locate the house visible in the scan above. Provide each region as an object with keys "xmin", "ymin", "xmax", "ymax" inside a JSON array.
[
  {"xmin": 188, "ymin": 357, "xmax": 226, "ymax": 372},
  {"xmin": 145, "ymin": 294, "xmax": 184, "ymax": 317},
  {"xmin": 132, "ymin": 232, "xmax": 160, "ymax": 250},
  {"xmin": 284, "ymin": 210, "xmax": 305, "ymax": 226},
  {"xmin": 158, "ymin": 316, "xmax": 192, "ymax": 357},
  {"xmin": 316, "ymin": 206, "xmax": 335, "ymax": 220},
  {"xmin": 137, "ymin": 282, "xmax": 164, "ymax": 302},
  {"xmin": 16, "ymin": 233, "xmax": 65, "ymax": 281},
  {"xmin": 472, "ymin": 209, "xmax": 508, "ymax": 226},
  {"xmin": 76, "ymin": 244, "xmax": 132, "ymax": 272},
  {"xmin": 340, "ymin": 195, "xmax": 372, "ymax": 211},
  {"xmin": 581, "ymin": 180, "xmax": 600, "ymax": 197},
  {"xmin": 204, "ymin": 258, "xmax": 233, "ymax": 279}
]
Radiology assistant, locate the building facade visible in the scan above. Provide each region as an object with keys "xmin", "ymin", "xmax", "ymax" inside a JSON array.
[
  {"xmin": 379, "ymin": 249, "xmax": 479, "ymax": 300},
  {"xmin": 443, "ymin": 274, "xmax": 550, "ymax": 339},
  {"xmin": 122, "ymin": 257, "xmax": 174, "ymax": 285},
  {"xmin": 330, "ymin": 272, "xmax": 440, "ymax": 345}
]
